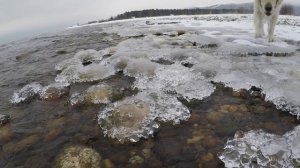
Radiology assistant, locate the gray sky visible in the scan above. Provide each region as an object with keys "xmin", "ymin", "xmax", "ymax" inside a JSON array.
[{"xmin": 1, "ymin": 0, "xmax": 299, "ymax": 43}]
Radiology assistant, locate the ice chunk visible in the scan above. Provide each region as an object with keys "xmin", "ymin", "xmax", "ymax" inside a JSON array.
[
  {"xmin": 98, "ymin": 91, "xmax": 190, "ymax": 142},
  {"xmin": 219, "ymin": 125, "xmax": 300, "ymax": 168},
  {"xmin": 124, "ymin": 58, "xmax": 157, "ymax": 78},
  {"xmin": 73, "ymin": 49, "xmax": 103, "ymax": 64},
  {"xmin": 55, "ymin": 63, "xmax": 115, "ymax": 84},
  {"xmin": 11, "ymin": 82, "xmax": 42, "ymax": 104},
  {"xmin": 134, "ymin": 63, "xmax": 215, "ymax": 101},
  {"xmin": 55, "ymin": 58, "xmax": 81, "ymax": 71}
]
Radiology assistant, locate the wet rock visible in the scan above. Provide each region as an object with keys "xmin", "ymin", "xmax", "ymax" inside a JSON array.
[
  {"xmin": 232, "ymin": 90, "xmax": 241, "ymax": 97},
  {"xmin": 153, "ymin": 32, "xmax": 163, "ymax": 36},
  {"xmin": 200, "ymin": 44, "xmax": 218, "ymax": 48},
  {"xmin": 263, "ymin": 122, "xmax": 277, "ymax": 132},
  {"xmin": 40, "ymin": 83, "xmax": 69, "ymax": 100},
  {"xmin": 219, "ymin": 105, "xmax": 238, "ymax": 113},
  {"xmin": 129, "ymin": 155, "xmax": 144, "ymax": 164},
  {"xmin": 202, "ymin": 136, "xmax": 220, "ymax": 148},
  {"xmin": 47, "ymin": 117, "xmax": 65, "ymax": 130},
  {"xmin": 151, "ymin": 58, "xmax": 174, "ymax": 65},
  {"xmin": 181, "ymin": 62, "xmax": 194, "ymax": 68},
  {"xmin": 56, "ymin": 50, "xmax": 67, "ymax": 55},
  {"xmin": 55, "ymin": 145, "xmax": 101, "ymax": 168},
  {"xmin": 15, "ymin": 135, "xmax": 40, "ymax": 152},
  {"xmin": 4, "ymin": 135, "xmax": 40, "ymax": 154},
  {"xmin": 24, "ymin": 155, "xmax": 50, "ymax": 168},
  {"xmin": 103, "ymin": 159, "xmax": 114, "ymax": 168},
  {"xmin": 187, "ymin": 136, "xmax": 203, "ymax": 144},
  {"xmin": 142, "ymin": 149, "xmax": 152, "ymax": 159},
  {"xmin": 177, "ymin": 30, "xmax": 186, "ymax": 36},
  {"xmin": 206, "ymin": 112, "xmax": 224, "ymax": 123},
  {"xmin": 201, "ymin": 153, "xmax": 214, "ymax": 162},
  {"xmin": 2, "ymin": 142, "xmax": 15, "ymax": 154},
  {"xmin": 0, "ymin": 114, "xmax": 10, "ymax": 127},
  {"xmin": 0, "ymin": 125, "xmax": 12, "ymax": 144},
  {"xmin": 145, "ymin": 21, "xmax": 155, "ymax": 25},
  {"xmin": 16, "ymin": 53, "xmax": 31, "ymax": 61},
  {"xmin": 44, "ymin": 129, "xmax": 63, "ymax": 142}
]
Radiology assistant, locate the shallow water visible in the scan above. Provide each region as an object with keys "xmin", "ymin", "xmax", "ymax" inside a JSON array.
[{"xmin": 1, "ymin": 15, "xmax": 300, "ymax": 168}]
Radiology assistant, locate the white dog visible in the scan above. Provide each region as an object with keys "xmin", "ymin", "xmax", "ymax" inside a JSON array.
[{"xmin": 254, "ymin": 0, "xmax": 283, "ymax": 42}]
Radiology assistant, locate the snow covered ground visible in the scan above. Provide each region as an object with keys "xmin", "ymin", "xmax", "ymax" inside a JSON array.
[{"xmin": 13, "ymin": 14, "xmax": 300, "ymax": 167}]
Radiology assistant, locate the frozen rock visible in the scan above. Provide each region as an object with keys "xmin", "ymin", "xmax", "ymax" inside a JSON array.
[
  {"xmin": 84, "ymin": 85, "xmax": 112, "ymax": 104},
  {"xmin": 219, "ymin": 125, "xmax": 300, "ymax": 168},
  {"xmin": 55, "ymin": 63, "xmax": 115, "ymax": 84},
  {"xmin": 124, "ymin": 58, "xmax": 157, "ymax": 78},
  {"xmin": 11, "ymin": 82, "xmax": 42, "ymax": 104},
  {"xmin": 98, "ymin": 91, "xmax": 190, "ymax": 142},
  {"xmin": 73, "ymin": 49, "xmax": 102, "ymax": 64},
  {"xmin": 70, "ymin": 85, "xmax": 112, "ymax": 105},
  {"xmin": 39, "ymin": 83, "xmax": 70, "ymax": 100},
  {"xmin": 55, "ymin": 58, "xmax": 82, "ymax": 71}
]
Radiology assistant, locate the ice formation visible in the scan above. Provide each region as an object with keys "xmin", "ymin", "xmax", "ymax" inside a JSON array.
[
  {"xmin": 11, "ymin": 15, "xmax": 300, "ymax": 143},
  {"xmin": 219, "ymin": 126, "xmax": 300, "ymax": 168},
  {"xmin": 11, "ymin": 82, "xmax": 42, "ymax": 104},
  {"xmin": 55, "ymin": 49, "xmax": 115, "ymax": 84},
  {"xmin": 70, "ymin": 84, "xmax": 113, "ymax": 105},
  {"xmin": 98, "ymin": 91, "xmax": 190, "ymax": 142},
  {"xmin": 39, "ymin": 82, "xmax": 70, "ymax": 100}
]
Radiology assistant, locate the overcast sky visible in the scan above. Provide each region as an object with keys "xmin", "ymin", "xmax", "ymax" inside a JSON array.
[{"xmin": 1, "ymin": 0, "xmax": 299, "ymax": 43}]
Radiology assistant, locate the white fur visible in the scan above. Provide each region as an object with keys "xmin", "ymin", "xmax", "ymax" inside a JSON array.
[{"xmin": 254, "ymin": 0, "xmax": 283, "ymax": 42}]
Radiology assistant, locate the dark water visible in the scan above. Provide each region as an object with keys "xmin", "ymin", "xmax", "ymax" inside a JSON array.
[{"xmin": 0, "ymin": 25, "xmax": 299, "ymax": 168}]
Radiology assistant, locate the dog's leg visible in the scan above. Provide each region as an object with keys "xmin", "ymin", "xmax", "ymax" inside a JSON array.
[
  {"xmin": 267, "ymin": 14, "xmax": 278, "ymax": 42},
  {"xmin": 255, "ymin": 12, "xmax": 264, "ymax": 38}
]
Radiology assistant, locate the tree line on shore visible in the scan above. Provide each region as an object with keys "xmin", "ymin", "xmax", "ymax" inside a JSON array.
[{"xmin": 84, "ymin": 4, "xmax": 295, "ymax": 25}]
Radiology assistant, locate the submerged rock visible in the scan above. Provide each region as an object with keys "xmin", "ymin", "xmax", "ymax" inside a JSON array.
[
  {"xmin": 0, "ymin": 114, "xmax": 10, "ymax": 127},
  {"xmin": 99, "ymin": 100, "xmax": 151, "ymax": 142},
  {"xmin": 111, "ymin": 102, "xmax": 150, "ymax": 128},
  {"xmin": 0, "ymin": 125, "xmax": 12, "ymax": 144},
  {"xmin": 54, "ymin": 145, "xmax": 101, "ymax": 168}
]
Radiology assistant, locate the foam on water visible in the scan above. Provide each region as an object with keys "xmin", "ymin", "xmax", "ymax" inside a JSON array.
[{"xmin": 219, "ymin": 126, "xmax": 300, "ymax": 168}]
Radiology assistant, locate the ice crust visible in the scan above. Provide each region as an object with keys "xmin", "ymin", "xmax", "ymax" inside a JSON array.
[
  {"xmin": 11, "ymin": 15, "xmax": 300, "ymax": 143},
  {"xmin": 219, "ymin": 126, "xmax": 300, "ymax": 168},
  {"xmin": 11, "ymin": 82, "xmax": 69, "ymax": 103},
  {"xmin": 11, "ymin": 82, "xmax": 43, "ymax": 104}
]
